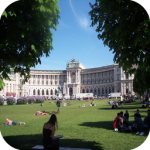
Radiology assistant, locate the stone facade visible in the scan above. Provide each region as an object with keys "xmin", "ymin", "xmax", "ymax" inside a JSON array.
[{"xmin": 0, "ymin": 59, "xmax": 135, "ymax": 97}]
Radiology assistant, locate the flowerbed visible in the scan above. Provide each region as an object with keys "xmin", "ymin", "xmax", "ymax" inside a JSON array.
[
  {"xmin": 6, "ymin": 97, "xmax": 15, "ymax": 105},
  {"xmin": 17, "ymin": 97, "xmax": 28, "ymax": 104},
  {"xmin": 27, "ymin": 96, "xmax": 45, "ymax": 104},
  {"xmin": 0, "ymin": 96, "xmax": 4, "ymax": 105}
]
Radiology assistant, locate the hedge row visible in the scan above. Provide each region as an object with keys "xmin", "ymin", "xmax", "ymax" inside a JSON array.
[{"xmin": 0, "ymin": 96, "xmax": 45, "ymax": 105}]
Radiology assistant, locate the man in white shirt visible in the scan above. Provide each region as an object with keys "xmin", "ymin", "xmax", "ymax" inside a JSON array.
[{"xmin": 120, "ymin": 95, "xmax": 123, "ymax": 107}]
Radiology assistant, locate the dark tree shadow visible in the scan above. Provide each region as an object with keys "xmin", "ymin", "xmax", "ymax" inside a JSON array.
[
  {"xmin": 3, "ymin": 134, "xmax": 103, "ymax": 150},
  {"xmin": 79, "ymin": 121, "xmax": 149, "ymax": 137}
]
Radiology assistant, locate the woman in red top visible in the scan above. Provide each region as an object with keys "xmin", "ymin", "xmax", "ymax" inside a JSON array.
[{"xmin": 113, "ymin": 113, "xmax": 124, "ymax": 131}]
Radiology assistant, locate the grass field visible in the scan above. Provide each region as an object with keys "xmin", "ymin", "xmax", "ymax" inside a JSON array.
[{"xmin": 0, "ymin": 99, "xmax": 149, "ymax": 150}]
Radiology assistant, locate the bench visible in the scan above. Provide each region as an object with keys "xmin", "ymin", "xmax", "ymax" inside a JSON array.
[{"xmin": 32, "ymin": 145, "xmax": 91, "ymax": 150}]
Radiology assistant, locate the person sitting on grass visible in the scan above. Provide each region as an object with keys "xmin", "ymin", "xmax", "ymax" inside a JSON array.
[
  {"xmin": 89, "ymin": 102, "xmax": 93, "ymax": 106},
  {"xmin": 130, "ymin": 113, "xmax": 144, "ymax": 135},
  {"xmin": 134, "ymin": 109, "xmax": 141, "ymax": 118},
  {"xmin": 3, "ymin": 118, "xmax": 25, "ymax": 126},
  {"xmin": 62, "ymin": 102, "xmax": 66, "ymax": 107},
  {"xmin": 40, "ymin": 103, "xmax": 43, "ymax": 106},
  {"xmin": 143, "ymin": 111, "xmax": 150, "ymax": 130},
  {"xmin": 34, "ymin": 110, "xmax": 48, "ymax": 116},
  {"xmin": 112, "ymin": 102, "xmax": 123, "ymax": 109},
  {"xmin": 113, "ymin": 113, "xmax": 124, "ymax": 131},
  {"xmin": 124, "ymin": 110, "xmax": 129, "ymax": 121}
]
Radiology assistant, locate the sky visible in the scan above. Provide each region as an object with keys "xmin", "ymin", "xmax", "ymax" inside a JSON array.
[{"xmin": 31, "ymin": 0, "xmax": 116, "ymax": 70}]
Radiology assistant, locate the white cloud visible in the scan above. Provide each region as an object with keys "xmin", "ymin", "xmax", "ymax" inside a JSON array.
[
  {"xmin": 84, "ymin": 42, "xmax": 100, "ymax": 58},
  {"xmin": 69, "ymin": 0, "xmax": 89, "ymax": 29},
  {"xmin": 58, "ymin": 20, "xmax": 72, "ymax": 29}
]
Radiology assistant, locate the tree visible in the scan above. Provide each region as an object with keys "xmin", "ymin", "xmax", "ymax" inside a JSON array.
[
  {"xmin": 133, "ymin": 66, "xmax": 146, "ymax": 99},
  {"xmin": 89, "ymin": 0, "xmax": 150, "ymax": 76},
  {"xmin": 0, "ymin": 0, "xmax": 60, "ymax": 90}
]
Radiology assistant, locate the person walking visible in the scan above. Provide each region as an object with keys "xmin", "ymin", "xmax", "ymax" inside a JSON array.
[
  {"xmin": 56, "ymin": 99, "xmax": 61, "ymax": 112},
  {"xmin": 120, "ymin": 95, "xmax": 123, "ymax": 107}
]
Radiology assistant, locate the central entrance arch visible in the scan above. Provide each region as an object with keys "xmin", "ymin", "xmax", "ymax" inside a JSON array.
[{"xmin": 69, "ymin": 88, "xmax": 73, "ymax": 96}]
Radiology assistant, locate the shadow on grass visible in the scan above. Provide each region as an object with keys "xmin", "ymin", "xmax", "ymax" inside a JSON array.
[
  {"xmin": 3, "ymin": 134, "xmax": 103, "ymax": 150},
  {"xmin": 79, "ymin": 121, "xmax": 149, "ymax": 137}
]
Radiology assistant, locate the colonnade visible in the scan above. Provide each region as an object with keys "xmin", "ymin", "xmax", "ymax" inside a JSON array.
[
  {"xmin": 81, "ymin": 86, "xmax": 114, "ymax": 96},
  {"xmin": 29, "ymin": 75, "xmax": 67, "ymax": 86},
  {"xmin": 81, "ymin": 70, "xmax": 114, "ymax": 84}
]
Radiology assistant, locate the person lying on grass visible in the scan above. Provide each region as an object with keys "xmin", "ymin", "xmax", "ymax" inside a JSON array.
[
  {"xmin": 34, "ymin": 110, "xmax": 48, "ymax": 116},
  {"xmin": 79, "ymin": 104, "xmax": 85, "ymax": 107},
  {"xmin": 3, "ymin": 118, "xmax": 25, "ymax": 126},
  {"xmin": 66, "ymin": 101, "xmax": 71, "ymax": 105},
  {"xmin": 113, "ymin": 113, "xmax": 124, "ymax": 131}
]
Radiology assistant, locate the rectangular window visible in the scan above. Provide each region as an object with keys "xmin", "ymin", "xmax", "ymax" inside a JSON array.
[{"xmin": 117, "ymin": 76, "xmax": 119, "ymax": 80}]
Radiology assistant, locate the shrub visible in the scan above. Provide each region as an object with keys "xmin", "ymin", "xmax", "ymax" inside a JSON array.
[
  {"xmin": 6, "ymin": 97, "xmax": 15, "ymax": 105},
  {"xmin": 35, "ymin": 96, "xmax": 45, "ymax": 103},
  {"xmin": 0, "ymin": 96, "xmax": 4, "ymax": 105},
  {"xmin": 17, "ymin": 97, "xmax": 28, "ymax": 104},
  {"xmin": 27, "ymin": 96, "xmax": 36, "ymax": 104}
]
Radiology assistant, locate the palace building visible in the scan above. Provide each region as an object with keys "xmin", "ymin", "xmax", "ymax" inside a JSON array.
[{"xmin": 0, "ymin": 58, "xmax": 135, "ymax": 97}]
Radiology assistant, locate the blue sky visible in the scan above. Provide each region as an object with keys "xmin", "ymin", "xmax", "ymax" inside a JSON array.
[{"xmin": 31, "ymin": 0, "xmax": 115, "ymax": 70}]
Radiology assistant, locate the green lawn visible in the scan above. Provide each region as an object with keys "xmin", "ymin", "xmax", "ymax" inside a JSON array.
[{"xmin": 0, "ymin": 99, "xmax": 149, "ymax": 150}]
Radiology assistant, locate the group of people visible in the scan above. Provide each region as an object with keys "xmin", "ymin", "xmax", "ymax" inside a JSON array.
[
  {"xmin": 107, "ymin": 100, "xmax": 123, "ymax": 109},
  {"xmin": 113, "ymin": 109, "xmax": 150, "ymax": 135},
  {"xmin": 140, "ymin": 101, "xmax": 150, "ymax": 108},
  {"xmin": 62, "ymin": 101, "xmax": 71, "ymax": 107}
]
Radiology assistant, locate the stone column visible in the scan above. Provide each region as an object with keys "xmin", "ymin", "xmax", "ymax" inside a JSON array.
[
  {"xmin": 100, "ymin": 88, "xmax": 102, "ymax": 96},
  {"xmin": 104, "ymin": 87, "xmax": 106, "ymax": 96},
  {"xmin": 76, "ymin": 70, "xmax": 77, "ymax": 83},
  {"xmin": 96, "ymin": 88, "xmax": 98, "ymax": 96},
  {"xmin": 78, "ymin": 70, "xmax": 80, "ymax": 83}
]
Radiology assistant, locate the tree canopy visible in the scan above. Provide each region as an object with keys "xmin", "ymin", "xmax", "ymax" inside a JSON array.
[
  {"xmin": 0, "ymin": 0, "xmax": 60, "ymax": 89},
  {"xmin": 89, "ymin": 0, "xmax": 150, "ymax": 75}
]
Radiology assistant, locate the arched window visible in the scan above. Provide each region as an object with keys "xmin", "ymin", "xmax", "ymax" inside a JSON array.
[
  {"xmin": 87, "ymin": 89, "xmax": 89, "ymax": 93},
  {"xmin": 98, "ymin": 88, "xmax": 100, "ymax": 95},
  {"xmin": 46, "ymin": 89, "xmax": 48, "ymax": 95},
  {"xmin": 33, "ymin": 89, "xmax": 35, "ymax": 95},
  {"xmin": 51, "ymin": 89, "xmax": 53, "ymax": 95},
  {"xmin": 94, "ymin": 89, "xmax": 96, "ymax": 94},
  {"xmin": 55, "ymin": 89, "xmax": 57, "ymax": 95},
  {"xmin": 109, "ymin": 88, "xmax": 111, "ymax": 93},
  {"xmin": 90, "ymin": 89, "xmax": 93, "ymax": 93},
  {"xmin": 38, "ymin": 89, "xmax": 40, "ymax": 95},
  {"xmin": 82, "ymin": 89, "xmax": 85, "ymax": 93},
  {"xmin": 106, "ymin": 88, "xmax": 107, "ymax": 95},
  {"xmin": 102, "ymin": 88, "xmax": 104, "ymax": 94},
  {"xmin": 42, "ymin": 89, "xmax": 44, "ymax": 95}
]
